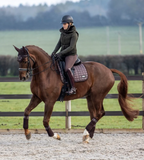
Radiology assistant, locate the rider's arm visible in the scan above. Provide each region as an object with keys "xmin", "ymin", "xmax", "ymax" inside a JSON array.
[
  {"xmin": 52, "ymin": 37, "xmax": 61, "ymax": 53},
  {"xmin": 57, "ymin": 33, "xmax": 77, "ymax": 56}
]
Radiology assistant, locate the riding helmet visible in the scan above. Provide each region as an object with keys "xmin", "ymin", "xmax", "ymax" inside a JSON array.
[{"xmin": 61, "ymin": 15, "xmax": 74, "ymax": 24}]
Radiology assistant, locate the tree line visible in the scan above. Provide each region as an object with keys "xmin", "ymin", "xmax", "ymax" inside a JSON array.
[
  {"xmin": 0, "ymin": 55, "xmax": 143, "ymax": 76},
  {"xmin": 0, "ymin": 0, "xmax": 144, "ymax": 30},
  {"xmin": 0, "ymin": 9, "xmax": 107, "ymax": 30}
]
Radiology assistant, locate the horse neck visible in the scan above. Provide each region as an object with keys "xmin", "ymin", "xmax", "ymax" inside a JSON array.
[{"xmin": 29, "ymin": 48, "xmax": 52, "ymax": 75}]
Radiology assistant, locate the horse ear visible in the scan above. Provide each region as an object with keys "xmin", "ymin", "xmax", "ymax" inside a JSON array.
[
  {"xmin": 13, "ymin": 45, "xmax": 20, "ymax": 52},
  {"xmin": 22, "ymin": 46, "xmax": 27, "ymax": 54}
]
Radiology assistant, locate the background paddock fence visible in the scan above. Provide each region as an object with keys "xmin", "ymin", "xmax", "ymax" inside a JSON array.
[
  {"xmin": 0, "ymin": 75, "xmax": 144, "ymax": 130},
  {"xmin": 0, "ymin": 76, "xmax": 143, "ymax": 82}
]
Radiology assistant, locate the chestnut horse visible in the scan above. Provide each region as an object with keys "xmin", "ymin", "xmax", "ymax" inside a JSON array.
[{"xmin": 14, "ymin": 45, "xmax": 139, "ymax": 143}]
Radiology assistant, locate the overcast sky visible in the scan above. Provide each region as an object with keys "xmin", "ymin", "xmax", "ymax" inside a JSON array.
[{"xmin": 0, "ymin": 0, "xmax": 80, "ymax": 7}]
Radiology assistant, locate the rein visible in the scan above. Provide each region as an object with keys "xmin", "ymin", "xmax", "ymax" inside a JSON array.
[{"xmin": 19, "ymin": 47, "xmax": 58, "ymax": 77}]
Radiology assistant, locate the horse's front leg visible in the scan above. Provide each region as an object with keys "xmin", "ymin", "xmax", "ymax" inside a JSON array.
[
  {"xmin": 43, "ymin": 101, "xmax": 61, "ymax": 140},
  {"xmin": 23, "ymin": 94, "xmax": 41, "ymax": 140}
]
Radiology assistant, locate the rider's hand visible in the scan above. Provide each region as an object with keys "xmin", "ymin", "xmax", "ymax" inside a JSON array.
[
  {"xmin": 51, "ymin": 52, "xmax": 56, "ymax": 57},
  {"xmin": 56, "ymin": 53, "xmax": 62, "ymax": 60}
]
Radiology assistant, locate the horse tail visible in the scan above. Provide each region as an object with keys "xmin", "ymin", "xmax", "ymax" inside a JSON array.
[{"xmin": 111, "ymin": 69, "xmax": 139, "ymax": 121}]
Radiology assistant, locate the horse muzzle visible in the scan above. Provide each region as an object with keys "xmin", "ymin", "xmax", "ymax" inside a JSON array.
[
  {"xmin": 21, "ymin": 77, "xmax": 27, "ymax": 81},
  {"xmin": 19, "ymin": 73, "xmax": 29, "ymax": 81},
  {"xmin": 19, "ymin": 68, "xmax": 30, "ymax": 81}
]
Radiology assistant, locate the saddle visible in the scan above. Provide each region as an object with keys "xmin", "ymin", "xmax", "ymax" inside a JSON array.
[{"xmin": 57, "ymin": 58, "xmax": 88, "ymax": 101}]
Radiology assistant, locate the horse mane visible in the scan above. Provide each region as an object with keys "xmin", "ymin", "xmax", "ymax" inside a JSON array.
[{"xmin": 26, "ymin": 45, "xmax": 50, "ymax": 58}]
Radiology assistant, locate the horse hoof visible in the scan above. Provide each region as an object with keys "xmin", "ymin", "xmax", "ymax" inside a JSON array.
[
  {"xmin": 57, "ymin": 134, "xmax": 61, "ymax": 140},
  {"xmin": 26, "ymin": 132, "xmax": 31, "ymax": 140},
  {"xmin": 82, "ymin": 129, "xmax": 90, "ymax": 143},
  {"xmin": 83, "ymin": 141, "xmax": 89, "ymax": 144},
  {"xmin": 83, "ymin": 135, "xmax": 90, "ymax": 143},
  {"xmin": 53, "ymin": 133, "xmax": 61, "ymax": 140}
]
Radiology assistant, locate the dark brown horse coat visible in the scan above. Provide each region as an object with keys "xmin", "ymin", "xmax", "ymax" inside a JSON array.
[{"xmin": 14, "ymin": 45, "xmax": 139, "ymax": 141}]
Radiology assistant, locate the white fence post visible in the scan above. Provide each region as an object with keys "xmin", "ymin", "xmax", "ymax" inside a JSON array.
[{"xmin": 65, "ymin": 101, "xmax": 71, "ymax": 130}]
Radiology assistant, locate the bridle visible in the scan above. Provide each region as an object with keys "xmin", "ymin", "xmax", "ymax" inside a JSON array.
[
  {"xmin": 18, "ymin": 48, "xmax": 35, "ymax": 76},
  {"xmin": 18, "ymin": 47, "xmax": 58, "ymax": 77}
]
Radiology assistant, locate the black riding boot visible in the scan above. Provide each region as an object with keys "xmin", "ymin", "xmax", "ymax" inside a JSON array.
[{"xmin": 66, "ymin": 69, "xmax": 76, "ymax": 95}]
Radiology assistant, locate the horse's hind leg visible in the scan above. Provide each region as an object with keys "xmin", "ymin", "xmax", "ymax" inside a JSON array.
[
  {"xmin": 23, "ymin": 94, "xmax": 41, "ymax": 140},
  {"xmin": 83, "ymin": 95, "xmax": 105, "ymax": 143}
]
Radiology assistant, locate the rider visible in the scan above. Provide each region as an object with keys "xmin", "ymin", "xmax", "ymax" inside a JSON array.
[{"xmin": 52, "ymin": 15, "xmax": 79, "ymax": 95}]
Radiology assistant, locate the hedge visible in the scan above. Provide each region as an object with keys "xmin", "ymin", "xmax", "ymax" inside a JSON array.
[{"xmin": 0, "ymin": 55, "xmax": 144, "ymax": 76}]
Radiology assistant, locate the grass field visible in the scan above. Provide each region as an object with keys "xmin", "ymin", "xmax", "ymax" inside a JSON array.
[
  {"xmin": 0, "ymin": 26, "xmax": 142, "ymax": 56},
  {"xmin": 0, "ymin": 80, "xmax": 142, "ymax": 130}
]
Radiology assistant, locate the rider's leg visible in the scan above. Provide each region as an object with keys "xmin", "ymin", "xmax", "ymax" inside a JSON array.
[
  {"xmin": 65, "ymin": 55, "xmax": 77, "ymax": 95},
  {"xmin": 66, "ymin": 68, "xmax": 76, "ymax": 95}
]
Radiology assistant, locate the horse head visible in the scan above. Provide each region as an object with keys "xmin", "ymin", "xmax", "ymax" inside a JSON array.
[{"xmin": 14, "ymin": 45, "xmax": 34, "ymax": 81}]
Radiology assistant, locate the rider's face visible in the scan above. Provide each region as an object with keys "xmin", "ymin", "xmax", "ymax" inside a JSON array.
[{"xmin": 63, "ymin": 23, "xmax": 69, "ymax": 30}]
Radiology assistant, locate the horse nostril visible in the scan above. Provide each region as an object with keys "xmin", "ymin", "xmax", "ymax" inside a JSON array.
[{"xmin": 22, "ymin": 77, "xmax": 26, "ymax": 81}]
